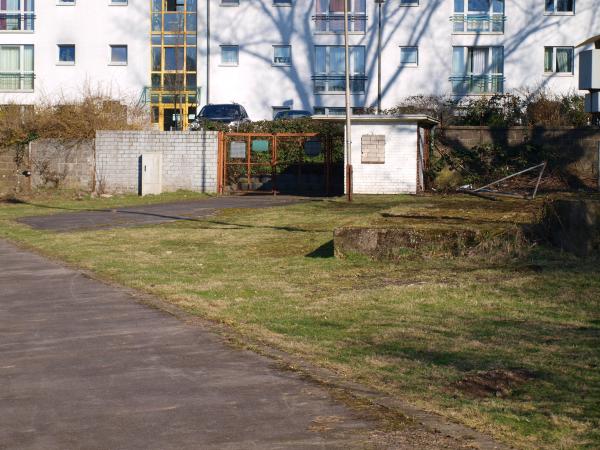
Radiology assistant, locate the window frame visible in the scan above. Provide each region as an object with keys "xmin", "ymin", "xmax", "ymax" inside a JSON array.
[
  {"xmin": 0, "ymin": 44, "xmax": 35, "ymax": 92},
  {"xmin": 220, "ymin": 45, "xmax": 239, "ymax": 66},
  {"xmin": 0, "ymin": 0, "xmax": 36, "ymax": 32},
  {"xmin": 544, "ymin": 46, "xmax": 575, "ymax": 75},
  {"xmin": 109, "ymin": 44, "xmax": 128, "ymax": 65},
  {"xmin": 57, "ymin": 44, "xmax": 76, "ymax": 65},
  {"xmin": 272, "ymin": 45, "xmax": 291, "ymax": 66},
  {"xmin": 399, "ymin": 46, "xmax": 419, "ymax": 67},
  {"xmin": 451, "ymin": 45, "xmax": 505, "ymax": 95},
  {"xmin": 313, "ymin": 45, "xmax": 366, "ymax": 94},
  {"xmin": 544, "ymin": 0, "xmax": 575, "ymax": 15},
  {"xmin": 314, "ymin": 0, "xmax": 367, "ymax": 34}
]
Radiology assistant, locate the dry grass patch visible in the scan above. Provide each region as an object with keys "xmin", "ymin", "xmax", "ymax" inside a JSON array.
[{"xmin": 1, "ymin": 194, "xmax": 598, "ymax": 449}]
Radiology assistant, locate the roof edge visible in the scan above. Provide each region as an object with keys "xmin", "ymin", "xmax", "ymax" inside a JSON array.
[
  {"xmin": 312, "ymin": 114, "xmax": 440, "ymax": 126},
  {"xmin": 576, "ymin": 34, "xmax": 600, "ymax": 48}
]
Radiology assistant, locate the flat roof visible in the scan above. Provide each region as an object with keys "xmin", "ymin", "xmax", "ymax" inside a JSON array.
[
  {"xmin": 577, "ymin": 34, "xmax": 600, "ymax": 48},
  {"xmin": 312, "ymin": 114, "xmax": 439, "ymax": 126}
]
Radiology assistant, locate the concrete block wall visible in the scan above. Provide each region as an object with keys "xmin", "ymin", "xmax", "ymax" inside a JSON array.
[
  {"xmin": 350, "ymin": 123, "xmax": 418, "ymax": 195},
  {"xmin": 0, "ymin": 146, "xmax": 29, "ymax": 197},
  {"xmin": 29, "ymin": 139, "xmax": 95, "ymax": 191},
  {"xmin": 95, "ymin": 130, "xmax": 219, "ymax": 194}
]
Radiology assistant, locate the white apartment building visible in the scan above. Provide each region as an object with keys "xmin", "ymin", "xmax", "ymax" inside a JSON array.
[{"xmin": 0, "ymin": 0, "xmax": 598, "ymax": 129}]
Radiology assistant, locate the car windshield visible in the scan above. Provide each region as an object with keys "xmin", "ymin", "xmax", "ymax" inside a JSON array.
[{"xmin": 201, "ymin": 105, "xmax": 240, "ymax": 118}]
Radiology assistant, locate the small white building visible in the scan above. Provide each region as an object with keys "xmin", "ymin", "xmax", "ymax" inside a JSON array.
[{"xmin": 315, "ymin": 114, "xmax": 438, "ymax": 194}]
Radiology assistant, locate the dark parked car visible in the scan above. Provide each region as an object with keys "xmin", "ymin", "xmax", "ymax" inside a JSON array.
[
  {"xmin": 190, "ymin": 103, "xmax": 250, "ymax": 129},
  {"xmin": 273, "ymin": 109, "xmax": 312, "ymax": 120}
]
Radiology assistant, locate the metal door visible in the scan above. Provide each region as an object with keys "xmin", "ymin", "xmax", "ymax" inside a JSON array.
[{"xmin": 141, "ymin": 153, "xmax": 162, "ymax": 196}]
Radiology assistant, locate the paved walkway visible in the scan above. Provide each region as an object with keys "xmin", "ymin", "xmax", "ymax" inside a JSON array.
[
  {"xmin": 18, "ymin": 196, "xmax": 305, "ymax": 232},
  {"xmin": 0, "ymin": 240, "xmax": 374, "ymax": 449},
  {"xmin": 0, "ymin": 240, "xmax": 501, "ymax": 449}
]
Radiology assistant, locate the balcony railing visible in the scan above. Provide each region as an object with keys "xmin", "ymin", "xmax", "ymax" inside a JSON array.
[
  {"xmin": 0, "ymin": 73, "xmax": 35, "ymax": 91},
  {"xmin": 312, "ymin": 75, "xmax": 367, "ymax": 94},
  {"xmin": 0, "ymin": 13, "xmax": 35, "ymax": 31},
  {"xmin": 139, "ymin": 86, "xmax": 202, "ymax": 105},
  {"xmin": 450, "ymin": 74, "xmax": 504, "ymax": 95},
  {"xmin": 451, "ymin": 14, "xmax": 505, "ymax": 33},
  {"xmin": 313, "ymin": 14, "xmax": 367, "ymax": 33}
]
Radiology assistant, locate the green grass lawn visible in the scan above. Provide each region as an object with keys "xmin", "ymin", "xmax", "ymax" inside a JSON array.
[{"xmin": 1, "ymin": 192, "xmax": 598, "ymax": 449}]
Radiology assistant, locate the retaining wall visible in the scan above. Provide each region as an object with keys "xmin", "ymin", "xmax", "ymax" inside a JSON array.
[
  {"xmin": 29, "ymin": 139, "xmax": 95, "ymax": 191},
  {"xmin": 95, "ymin": 130, "xmax": 219, "ymax": 194},
  {"xmin": 441, "ymin": 126, "xmax": 600, "ymax": 189},
  {"xmin": 0, "ymin": 146, "xmax": 29, "ymax": 197}
]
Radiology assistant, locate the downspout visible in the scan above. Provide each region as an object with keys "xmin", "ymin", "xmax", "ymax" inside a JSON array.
[{"xmin": 206, "ymin": 0, "xmax": 211, "ymax": 105}]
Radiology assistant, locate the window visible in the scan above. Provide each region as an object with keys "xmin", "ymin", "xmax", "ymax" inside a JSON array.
[
  {"xmin": 361, "ymin": 135, "xmax": 386, "ymax": 164},
  {"xmin": 451, "ymin": 46, "xmax": 504, "ymax": 94},
  {"xmin": 273, "ymin": 0, "xmax": 291, "ymax": 4},
  {"xmin": 452, "ymin": 0, "xmax": 504, "ymax": 33},
  {"xmin": 57, "ymin": 0, "xmax": 75, "ymax": 4},
  {"xmin": 545, "ymin": 0, "xmax": 574, "ymax": 13},
  {"xmin": 0, "ymin": 44, "xmax": 34, "ymax": 91},
  {"xmin": 165, "ymin": 0, "xmax": 185, "ymax": 10},
  {"xmin": 1, "ymin": 0, "xmax": 35, "ymax": 31},
  {"xmin": 400, "ymin": 0, "xmax": 418, "ymax": 5},
  {"xmin": 544, "ymin": 47, "xmax": 574, "ymax": 74},
  {"xmin": 221, "ymin": 0, "xmax": 239, "ymax": 5},
  {"xmin": 314, "ymin": 45, "xmax": 365, "ymax": 93},
  {"xmin": 150, "ymin": 0, "xmax": 198, "ymax": 131},
  {"xmin": 273, "ymin": 45, "xmax": 291, "ymax": 65},
  {"xmin": 315, "ymin": 0, "xmax": 366, "ymax": 33},
  {"xmin": 109, "ymin": 0, "xmax": 128, "ymax": 4},
  {"xmin": 400, "ymin": 46, "xmax": 418, "ymax": 66},
  {"xmin": 220, "ymin": 45, "xmax": 238, "ymax": 65},
  {"xmin": 110, "ymin": 45, "xmax": 128, "ymax": 65},
  {"xmin": 58, "ymin": 44, "xmax": 75, "ymax": 64}
]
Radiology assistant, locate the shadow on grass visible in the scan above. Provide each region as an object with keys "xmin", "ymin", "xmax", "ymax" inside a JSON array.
[{"xmin": 306, "ymin": 240, "xmax": 334, "ymax": 258}]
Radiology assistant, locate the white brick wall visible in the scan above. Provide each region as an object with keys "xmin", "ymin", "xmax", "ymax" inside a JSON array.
[
  {"xmin": 350, "ymin": 122, "xmax": 418, "ymax": 195},
  {"xmin": 95, "ymin": 130, "xmax": 219, "ymax": 194}
]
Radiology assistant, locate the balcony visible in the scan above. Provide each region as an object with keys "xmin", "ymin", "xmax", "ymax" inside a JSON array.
[
  {"xmin": 313, "ymin": 14, "xmax": 367, "ymax": 33},
  {"xmin": 0, "ymin": 73, "xmax": 35, "ymax": 91},
  {"xmin": 450, "ymin": 74, "xmax": 504, "ymax": 95},
  {"xmin": 312, "ymin": 75, "xmax": 367, "ymax": 94},
  {"xmin": 451, "ymin": 14, "xmax": 505, "ymax": 33},
  {"xmin": 0, "ymin": 13, "xmax": 35, "ymax": 32}
]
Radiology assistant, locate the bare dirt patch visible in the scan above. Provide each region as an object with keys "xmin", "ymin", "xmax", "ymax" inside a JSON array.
[{"xmin": 453, "ymin": 369, "xmax": 537, "ymax": 398}]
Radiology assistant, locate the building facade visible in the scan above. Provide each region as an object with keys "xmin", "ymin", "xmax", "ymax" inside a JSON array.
[{"xmin": 0, "ymin": 0, "xmax": 599, "ymax": 128}]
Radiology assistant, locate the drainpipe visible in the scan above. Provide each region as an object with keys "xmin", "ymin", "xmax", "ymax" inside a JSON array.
[
  {"xmin": 206, "ymin": 0, "xmax": 211, "ymax": 104},
  {"xmin": 375, "ymin": 0, "xmax": 384, "ymax": 114},
  {"xmin": 344, "ymin": 0, "xmax": 352, "ymax": 201}
]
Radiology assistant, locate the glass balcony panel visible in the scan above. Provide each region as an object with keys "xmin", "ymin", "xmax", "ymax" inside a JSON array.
[
  {"xmin": 313, "ymin": 14, "xmax": 366, "ymax": 33},
  {"xmin": 0, "ymin": 73, "xmax": 33, "ymax": 91},
  {"xmin": 313, "ymin": 75, "xmax": 366, "ymax": 93},
  {"xmin": 450, "ymin": 75, "xmax": 503, "ymax": 95},
  {"xmin": 453, "ymin": 15, "xmax": 465, "ymax": 32},
  {"xmin": 452, "ymin": 13, "xmax": 504, "ymax": 33}
]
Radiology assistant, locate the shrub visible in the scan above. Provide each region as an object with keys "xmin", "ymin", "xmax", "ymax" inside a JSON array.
[
  {"xmin": 388, "ymin": 91, "xmax": 593, "ymax": 128},
  {"xmin": 0, "ymin": 88, "xmax": 148, "ymax": 149}
]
